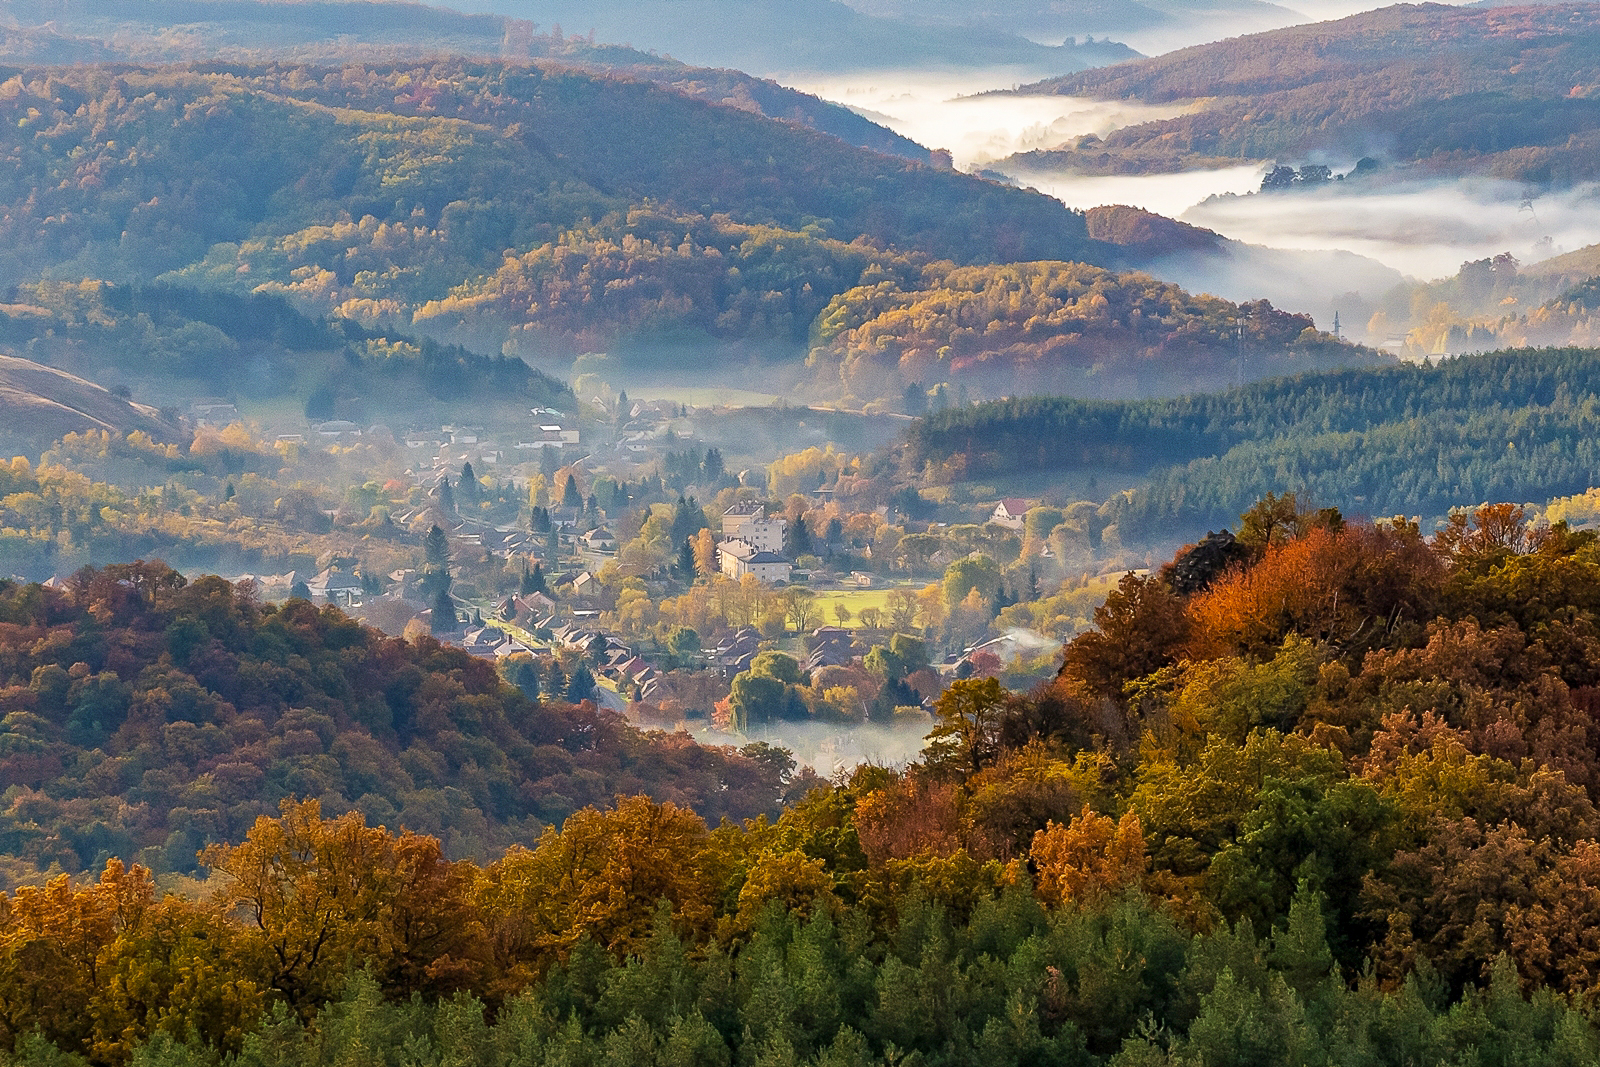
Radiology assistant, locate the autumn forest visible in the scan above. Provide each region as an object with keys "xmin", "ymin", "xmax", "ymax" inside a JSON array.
[
  {"xmin": 0, "ymin": 498, "xmax": 1595, "ymax": 1065},
  {"xmin": 4, "ymin": 0, "xmax": 1600, "ymax": 1063}
]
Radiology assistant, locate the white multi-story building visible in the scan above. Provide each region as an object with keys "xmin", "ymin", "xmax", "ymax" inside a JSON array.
[
  {"xmin": 718, "ymin": 538, "xmax": 793, "ymax": 583},
  {"xmin": 722, "ymin": 501, "xmax": 785, "ymax": 552}
]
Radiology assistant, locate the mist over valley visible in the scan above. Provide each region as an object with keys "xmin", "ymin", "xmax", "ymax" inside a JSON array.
[{"xmin": 0, "ymin": 3, "xmax": 1596, "ymax": 1062}]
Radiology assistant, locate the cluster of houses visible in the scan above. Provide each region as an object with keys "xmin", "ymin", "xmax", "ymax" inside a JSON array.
[
  {"xmin": 401, "ymin": 411, "xmax": 580, "ymax": 477},
  {"xmin": 548, "ymin": 621, "xmax": 666, "ymax": 702},
  {"xmin": 710, "ymin": 627, "xmax": 764, "ymax": 675},
  {"xmin": 716, "ymin": 502, "xmax": 794, "ymax": 583},
  {"xmin": 458, "ymin": 625, "xmax": 537, "ymax": 661},
  {"xmin": 382, "ymin": 508, "xmax": 548, "ymax": 562},
  {"xmin": 226, "ymin": 567, "xmax": 366, "ymax": 606}
]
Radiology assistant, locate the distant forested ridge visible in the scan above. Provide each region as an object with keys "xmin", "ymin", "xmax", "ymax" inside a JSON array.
[
  {"xmin": 1015, "ymin": 2, "xmax": 1600, "ymax": 181},
  {"xmin": 807, "ymin": 260, "xmax": 1366, "ymax": 400},
  {"xmin": 0, "ymin": 61, "xmax": 1099, "ymax": 295},
  {"xmin": 0, "ymin": 61, "xmax": 1373, "ymax": 401},
  {"xmin": 0, "ymin": 1, "xmax": 934, "ymax": 161},
  {"xmin": 446, "ymin": 0, "xmax": 1134, "ymax": 77},
  {"xmin": 904, "ymin": 346, "xmax": 1600, "ymax": 531}
]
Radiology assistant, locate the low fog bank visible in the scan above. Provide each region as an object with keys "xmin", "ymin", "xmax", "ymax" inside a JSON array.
[
  {"xmin": 789, "ymin": 77, "xmax": 1188, "ymax": 169},
  {"xmin": 1144, "ymin": 244, "xmax": 1406, "ymax": 336},
  {"xmin": 696, "ymin": 720, "xmax": 934, "ymax": 775},
  {"xmin": 1004, "ymin": 163, "xmax": 1263, "ymax": 222},
  {"xmin": 1180, "ymin": 177, "xmax": 1600, "ymax": 280},
  {"xmin": 998, "ymin": 162, "xmax": 1600, "ymax": 329}
]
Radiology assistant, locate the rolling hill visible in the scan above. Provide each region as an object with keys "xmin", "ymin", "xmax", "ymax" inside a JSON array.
[
  {"xmin": 0, "ymin": 56, "xmax": 1382, "ymax": 403},
  {"xmin": 0, "ymin": 353, "xmax": 177, "ymax": 452},
  {"xmin": 0, "ymin": 281, "xmax": 573, "ymax": 420},
  {"xmin": 901, "ymin": 345, "xmax": 1600, "ymax": 535},
  {"xmin": 0, "ymin": 562, "xmax": 798, "ymax": 883},
  {"xmin": 0, "ymin": 60, "xmax": 1104, "ymax": 296},
  {"xmin": 451, "ymin": 0, "xmax": 1133, "ymax": 77},
  {"xmin": 0, "ymin": 0, "xmax": 932, "ymax": 160},
  {"xmin": 1012, "ymin": 2, "xmax": 1600, "ymax": 182}
]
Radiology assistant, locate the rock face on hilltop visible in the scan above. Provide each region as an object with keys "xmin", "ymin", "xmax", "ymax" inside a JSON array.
[{"xmin": 0, "ymin": 354, "xmax": 176, "ymax": 451}]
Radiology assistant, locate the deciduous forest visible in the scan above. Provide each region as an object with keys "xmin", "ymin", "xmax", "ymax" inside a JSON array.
[
  {"xmin": 0, "ymin": 562, "xmax": 801, "ymax": 883},
  {"xmin": 0, "ymin": 62, "xmax": 1370, "ymax": 402},
  {"xmin": 1017, "ymin": 2, "xmax": 1600, "ymax": 181},
  {"xmin": 0, "ymin": 500, "xmax": 1599, "ymax": 1065}
]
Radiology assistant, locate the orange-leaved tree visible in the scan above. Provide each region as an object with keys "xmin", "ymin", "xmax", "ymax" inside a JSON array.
[
  {"xmin": 203, "ymin": 797, "xmax": 485, "ymax": 1015},
  {"xmin": 1030, "ymin": 808, "xmax": 1147, "ymax": 909},
  {"xmin": 0, "ymin": 859, "xmax": 259, "ymax": 1064},
  {"xmin": 475, "ymin": 796, "xmax": 717, "ymax": 996}
]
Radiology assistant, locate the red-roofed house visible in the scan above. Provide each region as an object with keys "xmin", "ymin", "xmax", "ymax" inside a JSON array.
[{"xmin": 990, "ymin": 498, "xmax": 1032, "ymax": 531}]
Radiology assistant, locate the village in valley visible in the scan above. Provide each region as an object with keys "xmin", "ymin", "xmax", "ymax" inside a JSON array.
[{"xmin": 166, "ymin": 383, "xmax": 1120, "ymax": 762}]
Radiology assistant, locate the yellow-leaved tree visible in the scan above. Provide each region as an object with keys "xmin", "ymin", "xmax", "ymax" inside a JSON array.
[
  {"xmin": 203, "ymin": 798, "xmax": 484, "ymax": 1015},
  {"xmin": 475, "ymin": 796, "xmax": 717, "ymax": 997}
]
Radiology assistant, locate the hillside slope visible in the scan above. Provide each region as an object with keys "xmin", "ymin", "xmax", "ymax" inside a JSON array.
[
  {"xmin": 1015, "ymin": 2, "xmax": 1600, "ymax": 181},
  {"xmin": 1, "ymin": 282, "xmax": 572, "ymax": 418},
  {"xmin": 0, "ymin": 562, "xmax": 798, "ymax": 884},
  {"xmin": 0, "ymin": 61, "xmax": 1103, "ymax": 307},
  {"xmin": 0, "ymin": 0, "xmax": 932, "ymax": 161},
  {"xmin": 0, "ymin": 62, "xmax": 1379, "ymax": 401},
  {"xmin": 0, "ymin": 353, "xmax": 176, "ymax": 452},
  {"xmin": 901, "ymin": 345, "xmax": 1600, "ymax": 533}
]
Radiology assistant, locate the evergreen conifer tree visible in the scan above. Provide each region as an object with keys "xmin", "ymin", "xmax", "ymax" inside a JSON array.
[
  {"xmin": 421, "ymin": 525, "xmax": 452, "ymax": 601},
  {"xmin": 459, "ymin": 462, "xmax": 481, "ymax": 507},
  {"xmin": 431, "ymin": 586, "xmax": 456, "ymax": 632}
]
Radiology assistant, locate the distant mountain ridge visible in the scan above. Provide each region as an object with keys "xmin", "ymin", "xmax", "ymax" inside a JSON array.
[
  {"xmin": 451, "ymin": 0, "xmax": 1133, "ymax": 77},
  {"xmin": 1012, "ymin": 2, "xmax": 1600, "ymax": 183},
  {"xmin": 839, "ymin": 0, "xmax": 1294, "ymax": 52},
  {"xmin": 0, "ymin": 0, "xmax": 933, "ymax": 161},
  {"xmin": 0, "ymin": 0, "xmax": 1139, "ymax": 79}
]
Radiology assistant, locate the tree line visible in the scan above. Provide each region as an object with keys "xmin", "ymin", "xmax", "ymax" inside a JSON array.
[{"xmin": 902, "ymin": 345, "xmax": 1600, "ymax": 534}]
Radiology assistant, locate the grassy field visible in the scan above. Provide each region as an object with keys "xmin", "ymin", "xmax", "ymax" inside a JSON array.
[{"xmin": 809, "ymin": 586, "xmax": 907, "ymax": 627}]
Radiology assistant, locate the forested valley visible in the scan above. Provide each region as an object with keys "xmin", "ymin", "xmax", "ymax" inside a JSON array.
[
  {"xmin": 0, "ymin": 500, "xmax": 1599, "ymax": 1065},
  {"xmin": 5, "ymin": 3, "xmax": 1600, "ymax": 1066}
]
